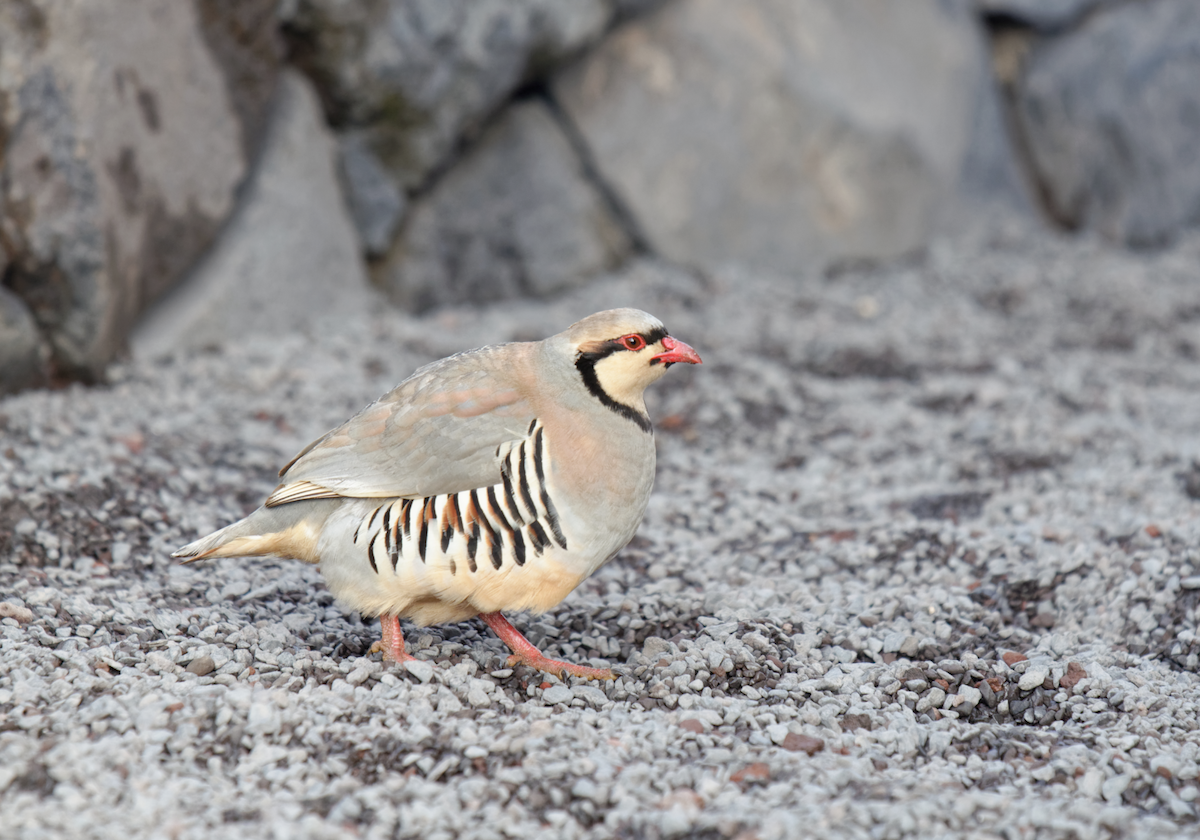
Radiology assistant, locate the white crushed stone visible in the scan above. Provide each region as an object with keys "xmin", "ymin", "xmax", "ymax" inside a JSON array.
[{"xmin": 4, "ymin": 228, "xmax": 1200, "ymax": 838}]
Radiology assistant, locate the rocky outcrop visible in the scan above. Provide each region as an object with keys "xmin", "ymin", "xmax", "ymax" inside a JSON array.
[
  {"xmin": 1012, "ymin": 0, "xmax": 1200, "ymax": 246},
  {"xmin": 0, "ymin": 286, "xmax": 46, "ymax": 393},
  {"xmin": 281, "ymin": 0, "xmax": 630, "ymax": 249},
  {"xmin": 0, "ymin": 0, "xmax": 279, "ymax": 390},
  {"xmin": 553, "ymin": 0, "xmax": 1012, "ymax": 276},
  {"xmin": 378, "ymin": 100, "xmax": 631, "ymax": 312},
  {"xmin": 8, "ymin": 0, "xmax": 1200, "ymax": 396},
  {"xmin": 131, "ymin": 72, "xmax": 373, "ymax": 358}
]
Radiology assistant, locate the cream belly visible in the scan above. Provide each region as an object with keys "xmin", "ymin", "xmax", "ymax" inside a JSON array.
[{"xmin": 316, "ymin": 490, "xmax": 620, "ymax": 626}]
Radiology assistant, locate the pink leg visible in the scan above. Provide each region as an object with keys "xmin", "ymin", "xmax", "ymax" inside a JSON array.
[
  {"xmin": 480, "ymin": 612, "xmax": 615, "ymax": 681},
  {"xmin": 370, "ymin": 614, "xmax": 417, "ymax": 664}
]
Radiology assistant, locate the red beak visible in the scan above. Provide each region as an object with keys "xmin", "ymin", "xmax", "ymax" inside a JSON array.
[{"xmin": 651, "ymin": 335, "xmax": 702, "ymax": 366}]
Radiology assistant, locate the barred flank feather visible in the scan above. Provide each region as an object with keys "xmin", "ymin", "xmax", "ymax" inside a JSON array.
[{"xmin": 355, "ymin": 421, "xmax": 567, "ymax": 579}]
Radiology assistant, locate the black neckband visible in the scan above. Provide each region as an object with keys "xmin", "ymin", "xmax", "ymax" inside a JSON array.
[{"xmin": 575, "ymin": 348, "xmax": 653, "ymax": 433}]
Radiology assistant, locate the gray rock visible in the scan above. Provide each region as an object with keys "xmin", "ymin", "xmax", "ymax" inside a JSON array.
[
  {"xmin": 942, "ymin": 16, "xmax": 1039, "ymax": 232},
  {"xmin": 0, "ymin": 288, "xmax": 47, "ymax": 393},
  {"xmin": 555, "ymin": 0, "xmax": 991, "ymax": 276},
  {"xmin": 379, "ymin": 100, "xmax": 630, "ymax": 311},
  {"xmin": 1018, "ymin": 662, "xmax": 1050, "ymax": 691},
  {"xmin": 403, "ymin": 659, "xmax": 435, "ymax": 684},
  {"xmin": 220, "ymin": 580, "xmax": 251, "ymax": 601},
  {"xmin": 915, "ymin": 687, "xmax": 946, "ymax": 713},
  {"xmin": 955, "ymin": 684, "xmax": 983, "ymax": 714},
  {"xmin": 881, "ymin": 631, "xmax": 907, "ymax": 654},
  {"xmin": 542, "ymin": 684, "xmax": 574, "ymax": 705},
  {"xmin": 1014, "ymin": 0, "xmax": 1200, "ymax": 245},
  {"xmin": 572, "ymin": 684, "xmax": 609, "ymax": 707},
  {"xmin": 132, "ymin": 71, "xmax": 374, "ymax": 357},
  {"xmin": 0, "ymin": 0, "xmax": 279, "ymax": 391},
  {"xmin": 643, "ymin": 636, "xmax": 670, "ymax": 658},
  {"xmin": 338, "ymin": 131, "xmax": 408, "ymax": 258},
  {"xmin": 611, "ymin": 0, "xmax": 670, "ymax": 18},
  {"xmin": 283, "ymin": 0, "xmax": 615, "ymax": 190},
  {"xmin": 1102, "ymin": 773, "xmax": 1132, "ymax": 805}
]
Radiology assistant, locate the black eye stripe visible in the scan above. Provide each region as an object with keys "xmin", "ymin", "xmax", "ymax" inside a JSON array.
[
  {"xmin": 576, "ymin": 326, "xmax": 669, "ymax": 364},
  {"xmin": 613, "ymin": 327, "xmax": 668, "ymax": 352}
]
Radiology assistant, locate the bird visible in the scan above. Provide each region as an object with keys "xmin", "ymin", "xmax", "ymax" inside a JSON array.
[{"xmin": 173, "ymin": 309, "xmax": 701, "ymax": 680}]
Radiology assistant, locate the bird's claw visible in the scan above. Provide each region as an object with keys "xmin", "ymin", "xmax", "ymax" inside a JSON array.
[{"xmin": 505, "ymin": 653, "xmax": 615, "ymax": 681}]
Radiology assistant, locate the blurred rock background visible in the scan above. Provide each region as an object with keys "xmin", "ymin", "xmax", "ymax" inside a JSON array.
[{"xmin": 2, "ymin": 0, "xmax": 1198, "ymax": 394}]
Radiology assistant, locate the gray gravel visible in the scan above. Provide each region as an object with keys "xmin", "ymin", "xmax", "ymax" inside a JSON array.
[{"xmin": 5, "ymin": 224, "xmax": 1200, "ymax": 838}]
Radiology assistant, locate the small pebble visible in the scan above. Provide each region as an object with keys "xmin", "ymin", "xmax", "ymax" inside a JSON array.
[
  {"xmin": 186, "ymin": 655, "xmax": 216, "ymax": 677},
  {"xmin": 1019, "ymin": 664, "xmax": 1051, "ymax": 692},
  {"xmin": 403, "ymin": 659, "xmax": 434, "ymax": 683},
  {"xmin": 542, "ymin": 685, "xmax": 573, "ymax": 705}
]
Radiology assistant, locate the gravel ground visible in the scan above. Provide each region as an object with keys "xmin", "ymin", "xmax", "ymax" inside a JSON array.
[{"xmin": 4, "ymin": 225, "xmax": 1200, "ymax": 839}]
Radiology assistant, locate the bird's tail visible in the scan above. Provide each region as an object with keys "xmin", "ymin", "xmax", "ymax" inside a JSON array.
[{"xmin": 172, "ymin": 500, "xmax": 337, "ymax": 564}]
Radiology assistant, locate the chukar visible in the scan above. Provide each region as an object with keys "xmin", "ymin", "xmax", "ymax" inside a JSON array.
[{"xmin": 174, "ymin": 309, "xmax": 700, "ymax": 680}]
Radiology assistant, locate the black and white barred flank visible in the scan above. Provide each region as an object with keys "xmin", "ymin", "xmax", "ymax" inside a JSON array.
[{"xmin": 353, "ymin": 420, "xmax": 568, "ymax": 577}]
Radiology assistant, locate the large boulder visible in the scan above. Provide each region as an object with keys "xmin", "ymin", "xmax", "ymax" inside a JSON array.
[
  {"xmin": 280, "ymin": 0, "xmax": 628, "ymax": 255},
  {"xmin": 0, "ymin": 0, "xmax": 279, "ymax": 391},
  {"xmin": 553, "ymin": 0, "xmax": 1014, "ymax": 276},
  {"xmin": 378, "ymin": 99, "xmax": 632, "ymax": 312},
  {"xmin": 131, "ymin": 71, "xmax": 374, "ymax": 358},
  {"xmin": 0, "ymin": 286, "xmax": 46, "ymax": 393},
  {"xmin": 1014, "ymin": 0, "xmax": 1200, "ymax": 246}
]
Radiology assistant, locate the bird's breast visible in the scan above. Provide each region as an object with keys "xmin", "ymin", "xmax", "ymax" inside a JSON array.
[{"xmin": 539, "ymin": 413, "xmax": 657, "ymax": 567}]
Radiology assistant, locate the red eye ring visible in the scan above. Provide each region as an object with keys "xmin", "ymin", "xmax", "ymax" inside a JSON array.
[{"xmin": 619, "ymin": 334, "xmax": 646, "ymax": 351}]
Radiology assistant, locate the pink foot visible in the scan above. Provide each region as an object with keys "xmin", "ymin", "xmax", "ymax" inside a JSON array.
[
  {"xmin": 480, "ymin": 612, "xmax": 615, "ymax": 681},
  {"xmin": 370, "ymin": 614, "xmax": 418, "ymax": 664}
]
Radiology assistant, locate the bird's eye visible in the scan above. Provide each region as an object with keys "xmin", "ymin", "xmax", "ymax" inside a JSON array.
[{"xmin": 620, "ymin": 334, "xmax": 646, "ymax": 351}]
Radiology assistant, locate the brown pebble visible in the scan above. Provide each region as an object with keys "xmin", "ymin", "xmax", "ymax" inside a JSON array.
[
  {"xmin": 678, "ymin": 718, "xmax": 704, "ymax": 734},
  {"xmin": 782, "ymin": 733, "xmax": 825, "ymax": 755},
  {"xmin": 0, "ymin": 602, "xmax": 34, "ymax": 623},
  {"xmin": 659, "ymin": 789, "xmax": 704, "ymax": 810},
  {"xmin": 1059, "ymin": 661, "xmax": 1087, "ymax": 690},
  {"xmin": 730, "ymin": 763, "xmax": 771, "ymax": 783},
  {"xmin": 1002, "ymin": 651, "xmax": 1028, "ymax": 666},
  {"xmin": 185, "ymin": 655, "xmax": 215, "ymax": 676},
  {"xmin": 841, "ymin": 713, "xmax": 872, "ymax": 732}
]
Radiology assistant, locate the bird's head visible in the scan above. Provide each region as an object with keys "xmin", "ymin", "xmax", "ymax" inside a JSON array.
[{"xmin": 563, "ymin": 308, "xmax": 701, "ymax": 429}]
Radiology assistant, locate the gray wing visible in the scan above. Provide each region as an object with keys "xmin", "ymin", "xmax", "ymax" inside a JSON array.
[{"xmin": 265, "ymin": 347, "xmax": 535, "ymax": 506}]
